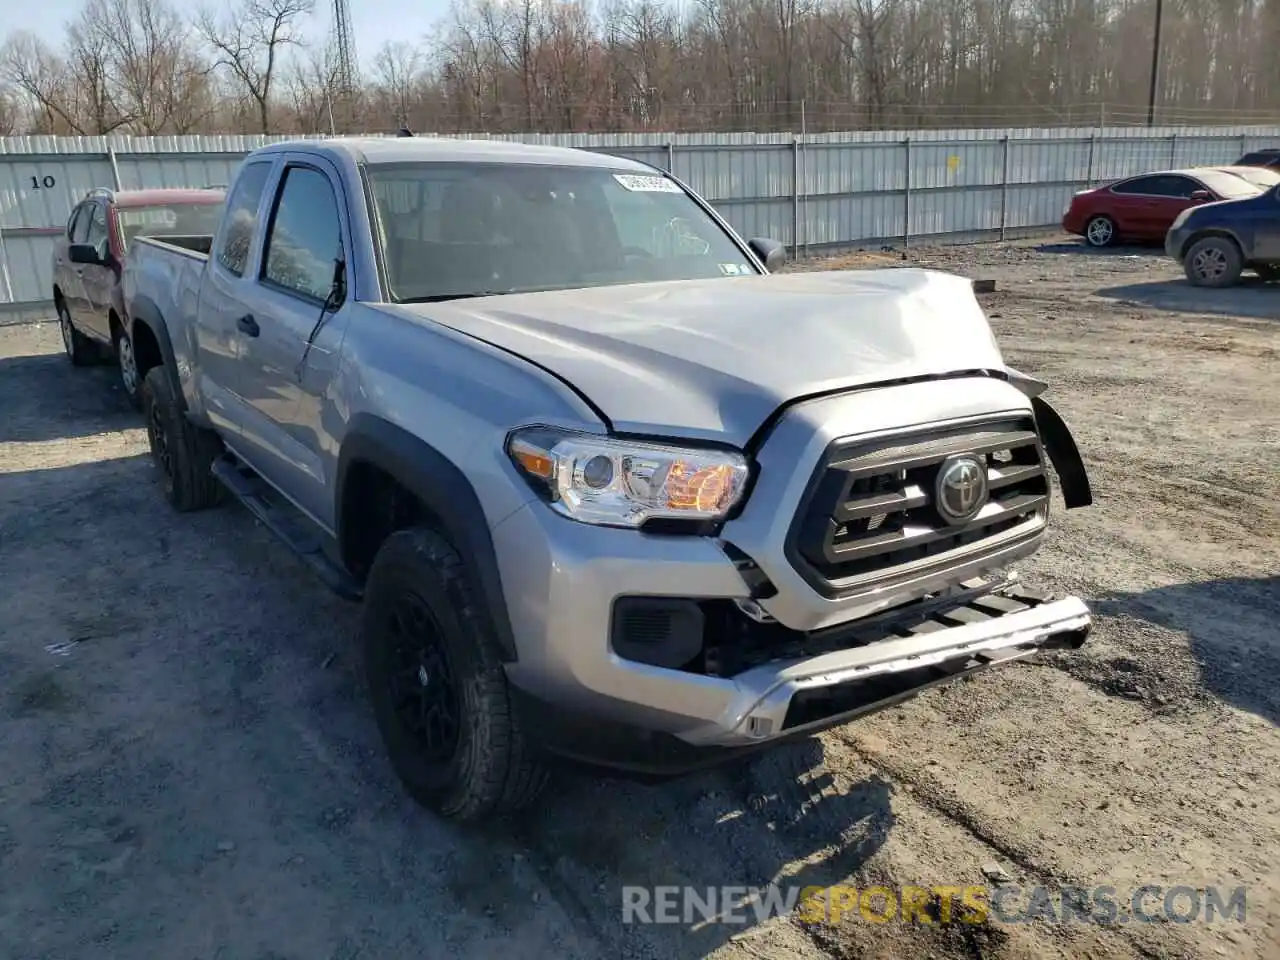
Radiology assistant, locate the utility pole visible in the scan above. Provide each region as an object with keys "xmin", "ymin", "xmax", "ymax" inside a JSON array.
[{"xmin": 1146, "ymin": 0, "xmax": 1164, "ymax": 126}]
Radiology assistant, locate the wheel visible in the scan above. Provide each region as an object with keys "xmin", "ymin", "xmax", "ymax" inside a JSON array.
[
  {"xmin": 115, "ymin": 326, "xmax": 142, "ymax": 409},
  {"xmin": 141, "ymin": 366, "xmax": 226, "ymax": 511},
  {"xmin": 57, "ymin": 300, "xmax": 96, "ymax": 367},
  {"xmin": 1254, "ymin": 264, "xmax": 1280, "ymax": 283},
  {"xmin": 362, "ymin": 527, "xmax": 549, "ymax": 822},
  {"xmin": 1183, "ymin": 236, "xmax": 1243, "ymax": 288},
  {"xmin": 1084, "ymin": 215, "xmax": 1117, "ymax": 248}
]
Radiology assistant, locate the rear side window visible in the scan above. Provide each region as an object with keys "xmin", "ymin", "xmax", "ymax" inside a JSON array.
[
  {"xmin": 215, "ymin": 161, "xmax": 273, "ymax": 277},
  {"xmin": 261, "ymin": 166, "xmax": 342, "ymax": 302}
]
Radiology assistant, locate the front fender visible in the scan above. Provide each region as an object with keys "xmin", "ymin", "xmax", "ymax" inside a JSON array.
[
  {"xmin": 336, "ymin": 415, "xmax": 520, "ymax": 661},
  {"xmin": 1031, "ymin": 396, "xmax": 1093, "ymax": 509}
]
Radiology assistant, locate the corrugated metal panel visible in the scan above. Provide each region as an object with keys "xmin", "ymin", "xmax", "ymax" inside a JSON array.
[{"xmin": 4, "ymin": 125, "xmax": 1280, "ymax": 313}]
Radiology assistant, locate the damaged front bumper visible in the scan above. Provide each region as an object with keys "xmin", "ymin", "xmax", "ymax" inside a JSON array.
[
  {"xmin": 513, "ymin": 583, "xmax": 1091, "ymax": 777},
  {"xmin": 681, "ymin": 586, "xmax": 1091, "ymax": 747}
]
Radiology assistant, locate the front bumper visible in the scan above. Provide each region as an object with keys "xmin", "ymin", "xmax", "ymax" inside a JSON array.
[
  {"xmin": 1165, "ymin": 227, "xmax": 1188, "ymax": 261},
  {"xmin": 505, "ymin": 583, "xmax": 1090, "ymax": 776}
]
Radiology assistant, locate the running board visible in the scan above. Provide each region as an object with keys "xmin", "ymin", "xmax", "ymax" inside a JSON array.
[{"xmin": 210, "ymin": 455, "xmax": 363, "ymax": 601}]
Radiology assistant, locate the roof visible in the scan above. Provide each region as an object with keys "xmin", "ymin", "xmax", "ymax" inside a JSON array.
[
  {"xmin": 110, "ymin": 188, "xmax": 226, "ymax": 207},
  {"xmin": 252, "ymin": 136, "xmax": 656, "ymax": 173}
]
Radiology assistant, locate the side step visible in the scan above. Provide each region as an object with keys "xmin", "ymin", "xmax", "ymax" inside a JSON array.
[{"xmin": 211, "ymin": 455, "xmax": 363, "ymax": 601}]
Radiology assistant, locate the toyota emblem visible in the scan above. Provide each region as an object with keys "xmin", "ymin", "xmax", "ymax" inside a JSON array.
[{"xmin": 936, "ymin": 455, "xmax": 989, "ymax": 524}]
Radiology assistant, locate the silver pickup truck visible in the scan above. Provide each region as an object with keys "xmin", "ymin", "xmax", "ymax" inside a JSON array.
[{"xmin": 122, "ymin": 137, "xmax": 1094, "ymax": 822}]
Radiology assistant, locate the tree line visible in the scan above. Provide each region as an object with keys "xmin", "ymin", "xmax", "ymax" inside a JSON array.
[{"xmin": 2, "ymin": 0, "xmax": 1278, "ymax": 137}]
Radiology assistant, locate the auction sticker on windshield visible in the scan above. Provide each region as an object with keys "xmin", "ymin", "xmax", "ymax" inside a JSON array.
[{"xmin": 613, "ymin": 174, "xmax": 682, "ymax": 193}]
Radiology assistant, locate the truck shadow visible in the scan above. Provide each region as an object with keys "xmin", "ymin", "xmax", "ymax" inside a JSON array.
[
  {"xmin": 1094, "ymin": 278, "xmax": 1280, "ymax": 321},
  {"xmin": 0, "ymin": 350, "xmax": 138, "ymax": 443},
  {"xmin": 505, "ymin": 737, "xmax": 896, "ymax": 957},
  {"xmin": 1093, "ymin": 576, "xmax": 1280, "ymax": 726},
  {"xmin": 0, "ymin": 452, "xmax": 896, "ymax": 960}
]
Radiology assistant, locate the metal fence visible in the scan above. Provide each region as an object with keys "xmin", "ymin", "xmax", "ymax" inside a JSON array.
[{"xmin": 2, "ymin": 124, "xmax": 1278, "ymax": 322}]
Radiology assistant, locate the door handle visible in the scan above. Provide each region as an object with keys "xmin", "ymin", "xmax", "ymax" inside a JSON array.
[{"xmin": 237, "ymin": 314, "xmax": 260, "ymax": 337}]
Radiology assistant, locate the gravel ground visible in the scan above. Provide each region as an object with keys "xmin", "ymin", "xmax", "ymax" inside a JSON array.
[{"xmin": 1, "ymin": 237, "xmax": 1276, "ymax": 960}]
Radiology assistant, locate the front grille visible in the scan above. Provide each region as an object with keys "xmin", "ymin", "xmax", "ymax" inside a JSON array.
[{"xmin": 791, "ymin": 416, "xmax": 1049, "ymax": 591}]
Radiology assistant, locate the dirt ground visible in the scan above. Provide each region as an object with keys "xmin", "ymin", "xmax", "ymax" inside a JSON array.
[{"xmin": 1, "ymin": 237, "xmax": 1276, "ymax": 960}]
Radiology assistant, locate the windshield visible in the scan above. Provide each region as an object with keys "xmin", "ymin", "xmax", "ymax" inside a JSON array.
[
  {"xmin": 1218, "ymin": 166, "xmax": 1280, "ymax": 189},
  {"xmin": 117, "ymin": 203, "xmax": 224, "ymax": 251},
  {"xmin": 1197, "ymin": 171, "xmax": 1262, "ymax": 199},
  {"xmin": 366, "ymin": 163, "xmax": 758, "ymax": 302}
]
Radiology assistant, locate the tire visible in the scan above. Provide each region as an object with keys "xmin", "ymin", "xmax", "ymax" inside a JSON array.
[
  {"xmin": 362, "ymin": 527, "xmax": 549, "ymax": 822},
  {"xmin": 1254, "ymin": 264, "xmax": 1280, "ymax": 283},
  {"xmin": 57, "ymin": 300, "xmax": 96, "ymax": 367},
  {"xmin": 1084, "ymin": 215, "xmax": 1117, "ymax": 248},
  {"xmin": 1183, "ymin": 236, "xmax": 1243, "ymax": 288},
  {"xmin": 141, "ymin": 366, "xmax": 226, "ymax": 511},
  {"xmin": 115, "ymin": 326, "xmax": 143, "ymax": 410}
]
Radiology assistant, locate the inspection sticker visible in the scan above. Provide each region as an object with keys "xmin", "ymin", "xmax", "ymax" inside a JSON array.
[
  {"xmin": 613, "ymin": 174, "xmax": 682, "ymax": 193},
  {"xmin": 718, "ymin": 263, "xmax": 751, "ymax": 276}
]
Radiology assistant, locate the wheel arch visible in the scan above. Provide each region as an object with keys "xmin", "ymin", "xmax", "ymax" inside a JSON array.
[
  {"xmin": 125, "ymin": 295, "xmax": 185, "ymax": 411},
  {"xmin": 1179, "ymin": 227, "xmax": 1244, "ymax": 262},
  {"xmin": 336, "ymin": 415, "xmax": 518, "ymax": 662}
]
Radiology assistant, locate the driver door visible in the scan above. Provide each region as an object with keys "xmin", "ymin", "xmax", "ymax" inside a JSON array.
[
  {"xmin": 230, "ymin": 156, "xmax": 354, "ymax": 529},
  {"xmin": 72, "ymin": 201, "xmax": 113, "ymax": 343}
]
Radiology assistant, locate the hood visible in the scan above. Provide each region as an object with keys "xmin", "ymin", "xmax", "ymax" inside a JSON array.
[{"xmin": 390, "ymin": 269, "xmax": 1006, "ymax": 447}]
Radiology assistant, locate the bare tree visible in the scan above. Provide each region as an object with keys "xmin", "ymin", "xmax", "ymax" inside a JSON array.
[
  {"xmin": 1, "ymin": 33, "xmax": 81, "ymax": 133},
  {"xmin": 4, "ymin": 0, "xmax": 1280, "ymax": 136},
  {"xmin": 372, "ymin": 41, "xmax": 424, "ymax": 129},
  {"xmin": 97, "ymin": 0, "xmax": 211, "ymax": 134},
  {"xmin": 196, "ymin": 0, "xmax": 314, "ymax": 133}
]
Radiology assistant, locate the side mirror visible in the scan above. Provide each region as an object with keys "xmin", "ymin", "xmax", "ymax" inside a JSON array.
[
  {"xmin": 68, "ymin": 243, "xmax": 101, "ymax": 265},
  {"xmin": 748, "ymin": 237, "xmax": 788, "ymax": 271},
  {"xmin": 1189, "ymin": 190, "xmax": 1212, "ymax": 203}
]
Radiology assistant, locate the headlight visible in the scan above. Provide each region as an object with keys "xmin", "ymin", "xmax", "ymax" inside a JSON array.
[
  {"xmin": 1170, "ymin": 209, "xmax": 1191, "ymax": 231},
  {"xmin": 506, "ymin": 427, "xmax": 750, "ymax": 528}
]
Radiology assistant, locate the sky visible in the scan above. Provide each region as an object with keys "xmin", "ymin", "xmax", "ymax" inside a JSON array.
[{"xmin": 21, "ymin": 0, "xmax": 452, "ymax": 64}]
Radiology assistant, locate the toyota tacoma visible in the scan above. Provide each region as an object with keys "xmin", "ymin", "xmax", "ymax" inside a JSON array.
[{"xmin": 122, "ymin": 137, "xmax": 1094, "ymax": 822}]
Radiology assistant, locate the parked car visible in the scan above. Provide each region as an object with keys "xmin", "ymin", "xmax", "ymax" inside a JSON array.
[
  {"xmin": 1233, "ymin": 148, "xmax": 1280, "ymax": 171},
  {"xmin": 52, "ymin": 187, "xmax": 225, "ymax": 406},
  {"xmin": 1062, "ymin": 168, "xmax": 1261, "ymax": 247},
  {"xmin": 1166, "ymin": 181, "xmax": 1280, "ymax": 287},
  {"xmin": 1212, "ymin": 165, "xmax": 1280, "ymax": 191},
  {"xmin": 122, "ymin": 138, "xmax": 1094, "ymax": 822}
]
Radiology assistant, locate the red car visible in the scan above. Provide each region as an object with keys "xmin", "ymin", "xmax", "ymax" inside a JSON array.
[
  {"xmin": 1061, "ymin": 167, "xmax": 1260, "ymax": 248},
  {"xmin": 53, "ymin": 187, "xmax": 225, "ymax": 406}
]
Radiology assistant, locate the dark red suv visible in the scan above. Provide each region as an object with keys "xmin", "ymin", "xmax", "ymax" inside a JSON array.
[{"xmin": 52, "ymin": 187, "xmax": 224, "ymax": 406}]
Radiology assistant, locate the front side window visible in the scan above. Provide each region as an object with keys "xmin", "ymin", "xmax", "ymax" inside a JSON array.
[
  {"xmin": 1146, "ymin": 176, "xmax": 1196, "ymax": 198},
  {"xmin": 84, "ymin": 203, "xmax": 109, "ymax": 255},
  {"xmin": 116, "ymin": 203, "xmax": 224, "ymax": 252},
  {"xmin": 261, "ymin": 166, "xmax": 343, "ymax": 302},
  {"xmin": 367, "ymin": 163, "xmax": 755, "ymax": 303},
  {"xmin": 67, "ymin": 204, "xmax": 87, "ymax": 240},
  {"xmin": 215, "ymin": 161, "xmax": 273, "ymax": 277}
]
